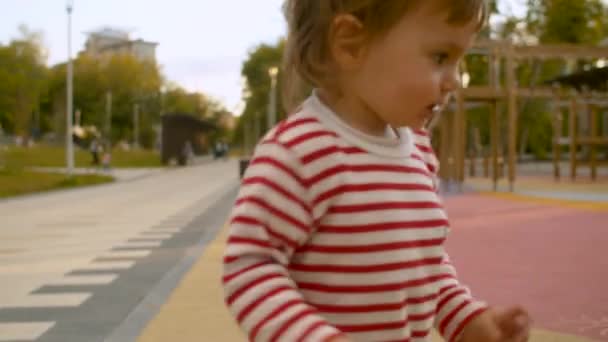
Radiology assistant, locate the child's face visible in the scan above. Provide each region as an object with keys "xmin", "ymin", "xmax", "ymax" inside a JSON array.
[{"xmin": 352, "ymin": 3, "xmax": 479, "ymax": 130}]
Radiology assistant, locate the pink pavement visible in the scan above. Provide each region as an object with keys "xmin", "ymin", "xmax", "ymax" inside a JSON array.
[{"xmin": 443, "ymin": 194, "xmax": 608, "ymax": 341}]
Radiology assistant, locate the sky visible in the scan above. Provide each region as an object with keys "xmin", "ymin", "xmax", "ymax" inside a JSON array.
[
  {"xmin": 0, "ymin": 0, "xmax": 533, "ymax": 115},
  {"xmin": 0, "ymin": 0, "xmax": 286, "ymax": 115}
]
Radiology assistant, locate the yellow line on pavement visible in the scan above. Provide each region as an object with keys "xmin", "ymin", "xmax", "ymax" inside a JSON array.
[
  {"xmin": 137, "ymin": 226, "xmax": 245, "ymax": 342},
  {"xmin": 137, "ymin": 225, "xmax": 594, "ymax": 342},
  {"xmin": 479, "ymin": 192, "xmax": 608, "ymax": 212}
]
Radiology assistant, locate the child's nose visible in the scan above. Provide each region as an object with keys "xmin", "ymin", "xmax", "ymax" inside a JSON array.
[
  {"xmin": 441, "ymin": 69, "xmax": 460, "ymax": 92},
  {"xmin": 439, "ymin": 71, "xmax": 460, "ymax": 102}
]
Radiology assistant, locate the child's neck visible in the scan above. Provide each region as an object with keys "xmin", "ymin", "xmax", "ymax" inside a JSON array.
[{"xmin": 317, "ymin": 89, "xmax": 393, "ymax": 138}]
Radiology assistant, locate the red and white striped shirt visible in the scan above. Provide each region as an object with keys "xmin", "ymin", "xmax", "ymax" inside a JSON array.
[{"xmin": 222, "ymin": 94, "xmax": 487, "ymax": 342}]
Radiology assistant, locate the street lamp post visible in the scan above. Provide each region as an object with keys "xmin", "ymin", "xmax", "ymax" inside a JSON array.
[
  {"xmin": 105, "ymin": 91, "xmax": 112, "ymax": 142},
  {"xmin": 159, "ymin": 85, "xmax": 166, "ymax": 117},
  {"xmin": 158, "ymin": 86, "xmax": 166, "ymax": 153},
  {"xmin": 66, "ymin": 0, "xmax": 75, "ymax": 176},
  {"xmin": 238, "ymin": 68, "xmax": 278, "ymax": 179},
  {"xmin": 267, "ymin": 66, "xmax": 279, "ymax": 131}
]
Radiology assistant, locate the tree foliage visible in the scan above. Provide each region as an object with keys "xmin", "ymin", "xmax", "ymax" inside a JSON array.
[
  {"xmin": 233, "ymin": 41, "xmax": 284, "ymax": 147},
  {"xmin": 44, "ymin": 53, "xmax": 163, "ymax": 146},
  {"xmin": 464, "ymin": 0, "xmax": 608, "ymax": 159},
  {"xmin": 0, "ymin": 26, "xmax": 48, "ymax": 136},
  {"xmin": 526, "ymin": 0, "xmax": 608, "ymax": 44},
  {"xmin": 0, "ymin": 25, "xmax": 232, "ymax": 149}
]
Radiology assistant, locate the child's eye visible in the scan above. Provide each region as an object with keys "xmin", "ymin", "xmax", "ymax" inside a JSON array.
[{"xmin": 432, "ymin": 52, "xmax": 449, "ymax": 65}]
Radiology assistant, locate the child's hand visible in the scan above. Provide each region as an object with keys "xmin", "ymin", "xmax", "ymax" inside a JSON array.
[
  {"xmin": 494, "ymin": 306, "xmax": 532, "ymax": 341},
  {"xmin": 459, "ymin": 306, "xmax": 532, "ymax": 342}
]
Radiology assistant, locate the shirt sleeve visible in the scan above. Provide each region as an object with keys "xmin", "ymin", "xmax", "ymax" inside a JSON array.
[
  {"xmin": 222, "ymin": 140, "xmax": 344, "ymax": 342},
  {"xmin": 433, "ymin": 254, "xmax": 488, "ymax": 342},
  {"xmin": 412, "ymin": 129, "xmax": 489, "ymax": 342}
]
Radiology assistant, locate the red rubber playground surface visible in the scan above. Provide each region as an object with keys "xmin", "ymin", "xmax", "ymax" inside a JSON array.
[
  {"xmin": 443, "ymin": 193, "xmax": 608, "ymax": 341},
  {"xmin": 137, "ymin": 189, "xmax": 607, "ymax": 342}
]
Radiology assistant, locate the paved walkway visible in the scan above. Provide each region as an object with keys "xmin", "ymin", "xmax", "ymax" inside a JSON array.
[
  {"xmin": 136, "ymin": 189, "xmax": 607, "ymax": 341},
  {"xmin": 0, "ymin": 161, "xmax": 239, "ymax": 342}
]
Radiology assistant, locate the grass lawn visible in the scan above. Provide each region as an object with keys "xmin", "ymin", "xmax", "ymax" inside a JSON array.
[
  {"xmin": 0, "ymin": 168, "xmax": 114, "ymax": 199},
  {"xmin": 1, "ymin": 145, "xmax": 162, "ymax": 169},
  {"xmin": 0, "ymin": 144, "xmax": 160, "ymax": 199}
]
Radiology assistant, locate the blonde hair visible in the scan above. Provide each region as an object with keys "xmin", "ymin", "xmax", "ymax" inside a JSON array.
[{"xmin": 282, "ymin": 0, "xmax": 488, "ymax": 111}]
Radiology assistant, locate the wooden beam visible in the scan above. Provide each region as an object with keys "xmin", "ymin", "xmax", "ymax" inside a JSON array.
[
  {"xmin": 461, "ymin": 86, "xmax": 505, "ymax": 100},
  {"xmin": 590, "ymin": 105, "xmax": 599, "ymax": 181},
  {"xmin": 486, "ymin": 50, "xmax": 498, "ymax": 185},
  {"xmin": 569, "ymin": 98, "xmax": 578, "ymax": 181},
  {"xmin": 552, "ymin": 104, "xmax": 562, "ymax": 181},
  {"xmin": 483, "ymin": 152, "xmax": 490, "ymax": 178},
  {"xmin": 460, "ymin": 95, "xmax": 468, "ymax": 187},
  {"xmin": 518, "ymin": 88, "xmax": 608, "ymax": 101},
  {"xmin": 513, "ymin": 44, "xmax": 608, "ymax": 60},
  {"xmin": 455, "ymin": 89, "xmax": 466, "ymax": 190},
  {"xmin": 577, "ymin": 137, "xmax": 608, "ymax": 144},
  {"xmin": 548, "ymin": 98, "xmax": 608, "ymax": 107},
  {"xmin": 490, "ymin": 100, "xmax": 499, "ymax": 191},
  {"xmin": 461, "ymin": 87, "xmax": 608, "ymax": 101},
  {"xmin": 506, "ymin": 45, "xmax": 518, "ymax": 192},
  {"xmin": 439, "ymin": 112, "xmax": 451, "ymax": 181},
  {"xmin": 470, "ymin": 127, "xmax": 482, "ymax": 177},
  {"xmin": 517, "ymin": 88, "xmax": 559, "ymax": 98},
  {"xmin": 471, "ymin": 40, "xmax": 608, "ymax": 59}
]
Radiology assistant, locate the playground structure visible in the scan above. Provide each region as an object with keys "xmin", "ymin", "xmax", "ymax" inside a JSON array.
[
  {"xmin": 435, "ymin": 39, "xmax": 608, "ymax": 191},
  {"xmin": 548, "ymin": 67, "xmax": 608, "ymax": 182}
]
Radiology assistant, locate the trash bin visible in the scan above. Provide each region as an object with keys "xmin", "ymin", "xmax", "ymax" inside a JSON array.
[{"xmin": 239, "ymin": 158, "xmax": 250, "ymax": 179}]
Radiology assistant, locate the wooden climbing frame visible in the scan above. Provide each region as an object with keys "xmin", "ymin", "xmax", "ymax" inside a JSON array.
[{"xmin": 434, "ymin": 39, "xmax": 608, "ymax": 191}]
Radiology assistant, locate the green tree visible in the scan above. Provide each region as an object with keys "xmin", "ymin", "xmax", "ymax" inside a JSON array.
[
  {"xmin": 162, "ymin": 85, "xmax": 233, "ymax": 143},
  {"xmin": 0, "ymin": 25, "xmax": 48, "ymax": 138},
  {"xmin": 235, "ymin": 41, "xmax": 284, "ymax": 148},
  {"xmin": 0, "ymin": 24, "xmax": 227, "ymax": 150},
  {"xmin": 527, "ymin": 0, "xmax": 608, "ymax": 44},
  {"xmin": 521, "ymin": 0, "xmax": 608, "ymax": 158},
  {"xmin": 162, "ymin": 85, "xmax": 208, "ymax": 117},
  {"xmin": 103, "ymin": 54, "xmax": 162, "ymax": 145},
  {"xmin": 46, "ymin": 53, "xmax": 162, "ymax": 147}
]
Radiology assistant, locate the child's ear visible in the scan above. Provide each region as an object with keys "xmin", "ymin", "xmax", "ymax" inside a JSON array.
[{"xmin": 328, "ymin": 14, "xmax": 369, "ymax": 70}]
